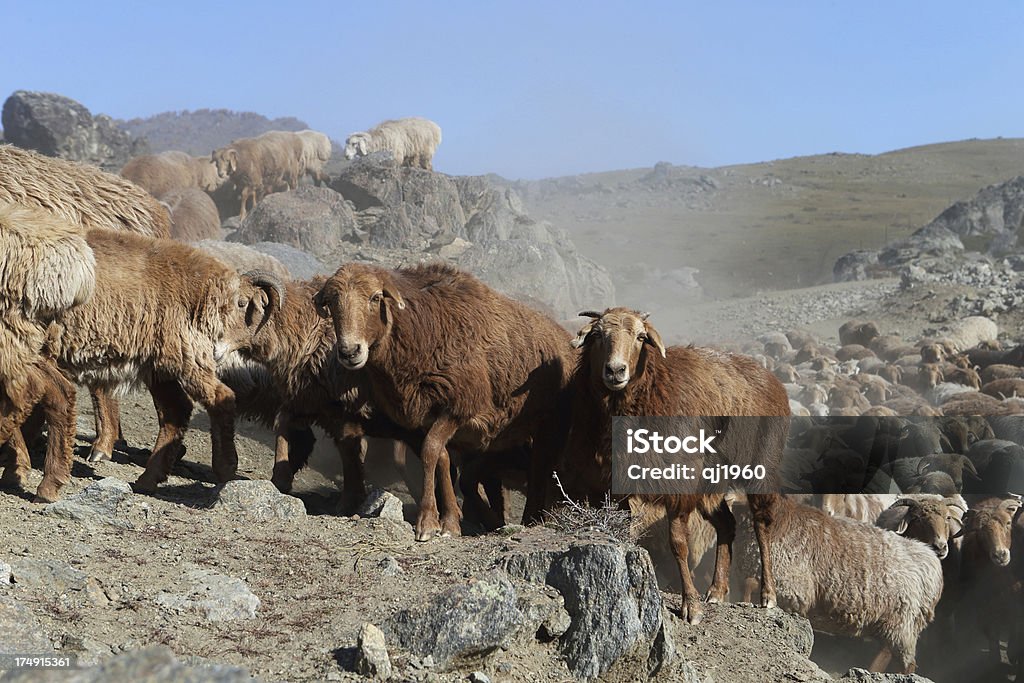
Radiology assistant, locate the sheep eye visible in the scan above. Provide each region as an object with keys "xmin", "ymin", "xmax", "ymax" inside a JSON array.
[
  {"xmin": 370, "ymin": 292, "xmax": 383, "ymax": 307},
  {"xmin": 237, "ymin": 299, "xmax": 246, "ymax": 309},
  {"xmin": 637, "ymin": 333, "xmax": 647, "ymax": 342}
]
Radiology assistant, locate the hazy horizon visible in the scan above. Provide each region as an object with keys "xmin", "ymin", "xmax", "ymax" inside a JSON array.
[{"xmin": 5, "ymin": 2, "xmax": 1024, "ymax": 179}]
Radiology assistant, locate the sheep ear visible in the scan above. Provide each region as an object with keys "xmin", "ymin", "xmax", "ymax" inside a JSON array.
[
  {"xmin": 571, "ymin": 322, "xmax": 595, "ymax": 349},
  {"xmin": 382, "ymin": 287, "xmax": 405, "ymax": 310},
  {"xmin": 312, "ymin": 290, "xmax": 330, "ymax": 319},
  {"xmin": 1001, "ymin": 498, "xmax": 1022, "ymax": 515},
  {"xmin": 643, "ymin": 322, "xmax": 666, "ymax": 358},
  {"xmin": 227, "ymin": 149, "xmax": 238, "ymax": 174}
]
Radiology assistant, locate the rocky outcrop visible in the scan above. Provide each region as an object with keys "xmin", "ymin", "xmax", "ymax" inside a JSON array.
[
  {"xmin": 1, "ymin": 91, "xmax": 146, "ymax": 171},
  {"xmin": 229, "ymin": 155, "xmax": 614, "ymax": 318}
]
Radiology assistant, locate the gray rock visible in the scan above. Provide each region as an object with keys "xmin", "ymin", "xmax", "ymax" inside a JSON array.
[
  {"xmin": 0, "ymin": 645, "xmax": 256, "ymax": 682},
  {"xmin": 248, "ymin": 242, "xmax": 328, "ymax": 280},
  {"xmin": 232, "ymin": 186, "xmax": 359, "ymax": 259},
  {"xmin": 377, "ymin": 556, "xmax": 404, "ymax": 577},
  {"xmin": 500, "ymin": 541, "xmax": 666, "ymax": 680},
  {"xmin": 355, "ymin": 488, "xmax": 405, "ymax": 523},
  {"xmin": 155, "ymin": 567, "xmax": 259, "ymax": 622},
  {"xmin": 355, "ymin": 623, "xmax": 392, "ymax": 679},
  {"xmin": 833, "ymin": 249, "xmax": 881, "ymax": 282},
  {"xmin": 211, "ymin": 480, "xmax": 306, "ymax": 520},
  {"xmin": 1, "ymin": 91, "xmax": 145, "ymax": 171},
  {"xmin": 0, "ymin": 596, "xmax": 52, "ymax": 657},
  {"xmin": 0, "ymin": 562, "xmax": 11, "ymax": 586},
  {"xmin": 9, "ymin": 558, "xmax": 87, "ymax": 593},
  {"xmin": 385, "ymin": 571, "xmax": 527, "ymax": 669},
  {"xmin": 42, "ymin": 478, "xmax": 133, "ymax": 528},
  {"xmin": 192, "ymin": 240, "xmax": 290, "ymax": 280},
  {"xmin": 838, "ymin": 668, "xmax": 935, "ymax": 683},
  {"xmin": 468, "ymin": 673, "xmax": 490, "ymax": 683}
]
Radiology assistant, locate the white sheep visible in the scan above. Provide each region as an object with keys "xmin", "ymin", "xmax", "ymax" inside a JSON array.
[
  {"xmin": 939, "ymin": 316, "xmax": 998, "ymax": 352},
  {"xmin": 735, "ymin": 496, "xmax": 942, "ymax": 673},
  {"xmin": 296, "ymin": 130, "xmax": 333, "ymax": 186},
  {"xmin": 343, "ymin": 117, "xmax": 442, "ymax": 170}
]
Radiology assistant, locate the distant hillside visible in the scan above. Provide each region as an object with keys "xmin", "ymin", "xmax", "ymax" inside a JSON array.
[
  {"xmin": 516, "ymin": 138, "xmax": 1024, "ymax": 303},
  {"xmin": 117, "ymin": 109, "xmax": 310, "ymax": 155}
]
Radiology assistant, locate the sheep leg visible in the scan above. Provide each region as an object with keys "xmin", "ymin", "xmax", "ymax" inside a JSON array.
[
  {"xmin": 33, "ymin": 361, "xmax": 76, "ymax": 503},
  {"xmin": 0, "ymin": 428, "xmax": 31, "ymax": 490},
  {"xmin": 133, "ymin": 379, "xmax": 192, "ymax": 493},
  {"xmin": 325, "ymin": 420, "xmax": 368, "ymax": 514},
  {"xmin": 748, "ymin": 493, "xmax": 778, "ymax": 609},
  {"xmin": 669, "ymin": 507, "xmax": 705, "ymax": 625},
  {"xmin": 868, "ymin": 646, "xmax": 893, "ymax": 673},
  {"xmin": 704, "ymin": 501, "xmax": 736, "ymax": 604},
  {"xmin": 416, "ymin": 416, "xmax": 461, "ymax": 541},
  {"xmin": 188, "ymin": 377, "xmax": 238, "ymax": 484},
  {"xmin": 458, "ymin": 454, "xmax": 506, "ymax": 532},
  {"xmin": 523, "ymin": 414, "xmax": 569, "ymax": 524},
  {"xmin": 88, "ymin": 387, "xmax": 122, "ymax": 463},
  {"xmin": 271, "ymin": 410, "xmax": 297, "ymax": 494}
]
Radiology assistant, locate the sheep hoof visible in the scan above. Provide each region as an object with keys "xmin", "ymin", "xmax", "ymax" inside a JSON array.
[
  {"xmin": 131, "ymin": 475, "xmax": 159, "ymax": 494},
  {"xmin": 87, "ymin": 447, "xmax": 111, "ymax": 463},
  {"xmin": 32, "ymin": 485, "xmax": 60, "ymax": 504},
  {"xmin": 681, "ymin": 597, "xmax": 704, "ymax": 625},
  {"xmin": 441, "ymin": 516, "xmax": 462, "ymax": 538},
  {"xmin": 761, "ymin": 595, "xmax": 777, "ymax": 610}
]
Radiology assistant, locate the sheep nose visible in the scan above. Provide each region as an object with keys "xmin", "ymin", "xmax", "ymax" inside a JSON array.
[
  {"xmin": 339, "ymin": 343, "xmax": 363, "ymax": 360},
  {"xmin": 994, "ymin": 549, "xmax": 1011, "ymax": 566},
  {"xmin": 935, "ymin": 542, "xmax": 948, "ymax": 559},
  {"xmin": 604, "ymin": 362, "xmax": 627, "ymax": 381}
]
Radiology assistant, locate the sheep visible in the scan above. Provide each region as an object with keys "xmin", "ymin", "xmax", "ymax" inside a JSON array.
[
  {"xmin": 0, "ymin": 144, "xmax": 170, "ymax": 238},
  {"xmin": 562, "ymin": 307, "xmax": 789, "ymax": 625},
  {"xmin": 212, "ymin": 133, "xmax": 299, "ymax": 219},
  {"xmin": 819, "ymin": 494, "xmax": 900, "ymax": 523},
  {"xmin": 296, "ymin": 130, "xmax": 332, "ymax": 186},
  {"xmin": 876, "ymin": 496, "xmax": 966, "ymax": 560},
  {"xmin": 734, "ymin": 496, "xmax": 942, "ymax": 673},
  {"xmin": 160, "ymin": 188, "xmax": 222, "ymax": 242},
  {"xmin": 0, "ymin": 202, "xmax": 95, "ymax": 502},
  {"xmin": 313, "ymin": 262, "xmax": 575, "ymax": 540},
  {"xmin": 343, "ymin": 117, "xmax": 442, "ymax": 170},
  {"xmin": 981, "ymin": 363, "xmax": 1024, "ymax": 384},
  {"xmin": 120, "ymin": 150, "xmax": 223, "ymax": 197},
  {"xmin": 966, "ymin": 343, "xmax": 1024, "ymax": 369},
  {"xmin": 218, "ymin": 272, "xmax": 382, "ymax": 507},
  {"xmin": 45, "ymin": 229, "xmax": 281, "ymax": 493},
  {"xmin": 939, "ymin": 316, "xmax": 999, "ymax": 352},
  {"xmin": 839, "ymin": 319, "xmax": 880, "ymax": 347},
  {"xmin": 958, "ymin": 497, "xmax": 1023, "ymax": 667},
  {"xmin": 981, "ymin": 377, "xmax": 1024, "ymax": 399}
]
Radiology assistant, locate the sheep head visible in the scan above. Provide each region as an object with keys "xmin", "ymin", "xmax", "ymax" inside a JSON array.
[
  {"xmin": 216, "ymin": 270, "xmax": 285, "ymax": 361},
  {"xmin": 196, "ymin": 157, "xmax": 225, "ymax": 192},
  {"xmin": 212, "ymin": 148, "xmax": 238, "ymax": 179},
  {"xmin": 572, "ymin": 307, "xmax": 666, "ymax": 392},
  {"xmin": 315, "ymin": 264, "xmax": 405, "ymax": 370},
  {"xmin": 343, "ymin": 133, "xmax": 370, "ymax": 160},
  {"xmin": 964, "ymin": 497, "xmax": 1021, "ymax": 566}
]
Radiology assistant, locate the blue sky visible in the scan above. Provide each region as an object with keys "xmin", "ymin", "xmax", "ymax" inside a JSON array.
[{"xmin": 4, "ymin": 2, "xmax": 1022, "ymax": 178}]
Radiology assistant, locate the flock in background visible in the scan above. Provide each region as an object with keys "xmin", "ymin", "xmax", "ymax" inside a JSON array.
[{"xmin": 0, "ymin": 114, "xmax": 1022, "ymax": 679}]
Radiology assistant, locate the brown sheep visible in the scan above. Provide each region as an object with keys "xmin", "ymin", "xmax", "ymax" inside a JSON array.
[
  {"xmin": 981, "ymin": 363, "xmax": 1024, "ymax": 384},
  {"xmin": 46, "ymin": 230, "xmax": 280, "ymax": 493},
  {"xmin": 212, "ymin": 133, "xmax": 299, "ymax": 219},
  {"xmin": 836, "ymin": 344, "xmax": 875, "ymax": 362},
  {"xmin": 965, "ymin": 343, "xmax": 1024, "ymax": 369},
  {"xmin": 945, "ymin": 365, "xmax": 982, "ymax": 389},
  {"xmin": 0, "ymin": 202, "xmax": 95, "ymax": 501},
  {"xmin": 839, "ymin": 320, "xmax": 880, "ymax": 347},
  {"xmin": 161, "ymin": 188, "xmax": 222, "ymax": 242},
  {"xmin": 0, "ymin": 145, "xmax": 170, "ymax": 238},
  {"xmin": 958, "ymin": 497, "xmax": 1023, "ymax": 667},
  {"xmin": 981, "ymin": 378, "xmax": 1024, "ymax": 399},
  {"xmin": 313, "ymin": 263, "xmax": 575, "ymax": 540},
  {"xmin": 563, "ymin": 308, "xmax": 789, "ymax": 625},
  {"xmin": 120, "ymin": 150, "xmax": 223, "ymax": 197}
]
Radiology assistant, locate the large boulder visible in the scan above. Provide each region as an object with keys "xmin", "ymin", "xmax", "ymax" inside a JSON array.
[
  {"xmin": 1, "ymin": 91, "xmax": 146, "ymax": 170},
  {"xmin": 231, "ymin": 186, "xmax": 359, "ymax": 260},
  {"xmin": 500, "ymin": 538, "xmax": 669, "ymax": 680},
  {"xmin": 331, "ymin": 157, "xmax": 465, "ymax": 250},
  {"xmin": 324, "ymin": 156, "xmax": 614, "ymax": 318}
]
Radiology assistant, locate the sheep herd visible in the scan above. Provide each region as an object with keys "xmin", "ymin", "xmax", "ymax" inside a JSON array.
[{"xmin": 1, "ymin": 128, "xmax": 1023, "ymax": 679}]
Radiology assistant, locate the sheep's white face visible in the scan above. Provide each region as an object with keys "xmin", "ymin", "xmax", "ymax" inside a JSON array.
[
  {"xmin": 572, "ymin": 308, "xmax": 666, "ymax": 392},
  {"xmin": 314, "ymin": 265, "xmax": 405, "ymax": 371},
  {"xmin": 212, "ymin": 149, "xmax": 236, "ymax": 179},
  {"xmin": 344, "ymin": 134, "xmax": 368, "ymax": 160},
  {"xmin": 197, "ymin": 159, "xmax": 224, "ymax": 192}
]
